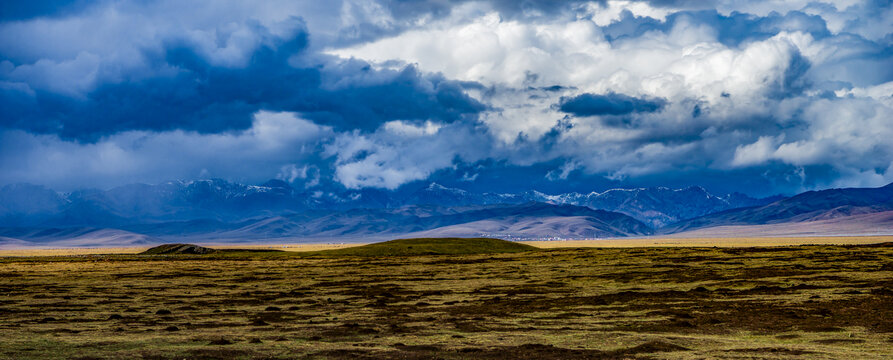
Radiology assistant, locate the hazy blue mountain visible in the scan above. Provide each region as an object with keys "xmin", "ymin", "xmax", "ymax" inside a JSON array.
[
  {"xmin": 0, "ymin": 227, "xmax": 157, "ymax": 247},
  {"xmin": 404, "ymin": 183, "xmax": 482, "ymax": 207},
  {"xmin": 1, "ymin": 179, "xmax": 318, "ymax": 226},
  {"xmin": 540, "ymin": 186, "xmax": 782, "ymax": 227},
  {"xmin": 663, "ymin": 182, "xmax": 893, "ymax": 233},
  {"xmin": 0, "ymin": 202, "xmax": 652, "ymax": 246},
  {"xmin": 0, "ymin": 183, "xmax": 68, "ymax": 222},
  {"xmin": 393, "ymin": 183, "xmax": 781, "ymax": 227},
  {"xmin": 0, "ymin": 179, "xmax": 779, "ymax": 228},
  {"xmin": 3, "ymin": 180, "xmax": 893, "ymax": 247}
]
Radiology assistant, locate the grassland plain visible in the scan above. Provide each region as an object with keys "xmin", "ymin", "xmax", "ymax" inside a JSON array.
[
  {"xmin": 0, "ymin": 239, "xmax": 891, "ymax": 359},
  {"xmin": 2, "ymin": 236, "xmax": 889, "ymax": 257}
]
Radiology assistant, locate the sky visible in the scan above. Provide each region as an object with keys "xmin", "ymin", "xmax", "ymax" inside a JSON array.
[{"xmin": 1, "ymin": 0, "xmax": 891, "ymax": 197}]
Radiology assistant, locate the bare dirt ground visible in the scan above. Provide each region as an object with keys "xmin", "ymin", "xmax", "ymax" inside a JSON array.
[{"xmin": 0, "ymin": 241, "xmax": 891, "ymax": 359}]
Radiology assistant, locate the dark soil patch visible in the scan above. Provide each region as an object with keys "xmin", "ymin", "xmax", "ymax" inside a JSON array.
[
  {"xmin": 729, "ymin": 347, "xmax": 816, "ymax": 355},
  {"xmin": 141, "ymin": 244, "xmax": 216, "ymax": 255},
  {"xmin": 319, "ymin": 323, "xmax": 380, "ymax": 338},
  {"xmin": 812, "ymin": 339, "xmax": 866, "ymax": 344},
  {"xmin": 609, "ymin": 341, "xmax": 689, "ymax": 355},
  {"xmin": 184, "ymin": 348, "xmax": 255, "ymax": 359}
]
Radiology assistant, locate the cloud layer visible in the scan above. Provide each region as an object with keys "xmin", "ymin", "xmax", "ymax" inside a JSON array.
[{"xmin": 1, "ymin": 0, "xmax": 892, "ymax": 196}]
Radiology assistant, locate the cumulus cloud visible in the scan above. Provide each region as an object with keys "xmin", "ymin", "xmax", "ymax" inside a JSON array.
[
  {"xmin": 325, "ymin": 121, "xmax": 490, "ymax": 189},
  {"xmin": 0, "ymin": 111, "xmax": 331, "ymax": 190},
  {"xmin": 329, "ymin": 1, "xmax": 893, "ymax": 191},
  {"xmin": 732, "ymin": 135, "xmax": 784, "ymax": 167},
  {"xmin": 0, "ymin": 0, "xmax": 891, "ymax": 195},
  {"xmin": 0, "ymin": 0, "xmax": 485, "ymax": 141}
]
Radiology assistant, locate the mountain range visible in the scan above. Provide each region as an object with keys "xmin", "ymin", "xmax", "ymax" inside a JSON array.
[
  {"xmin": 0, "ymin": 179, "xmax": 778, "ymax": 228},
  {"xmin": 662, "ymin": 182, "xmax": 893, "ymax": 235},
  {"xmin": 1, "ymin": 180, "xmax": 891, "ymax": 247}
]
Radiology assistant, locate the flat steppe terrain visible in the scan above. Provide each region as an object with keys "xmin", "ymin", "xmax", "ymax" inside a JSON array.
[
  {"xmin": 523, "ymin": 235, "xmax": 893, "ymax": 248},
  {"xmin": 0, "ymin": 243, "xmax": 366, "ymax": 257},
  {"xmin": 0, "ymin": 238, "xmax": 891, "ymax": 359},
  {"xmin": 1, "ymin": 236, "xmax": 891, "ymax": 256}
]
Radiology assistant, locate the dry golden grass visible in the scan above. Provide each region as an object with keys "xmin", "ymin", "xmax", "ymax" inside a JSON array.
[
  {"xmin": 522, "ymin": 235, "xmax": 893, "ymax": 248},
  {"xmin": 0, "ymin": 247, "xmax": 150, "ymax": 257},
  {"xmin": 0, "ymin": 243, "xmax": 364, "ymax": 257},
  {"xmin": 3, "ymin": 236, "xmax": 890, "ymax": 257},
  {"xmin": 0, "ymin": 242, "xmax": 891, "ymax": 359},
  {"xmin": 209, "ymin": 243, "xmax": 365, "ymax": 252}
]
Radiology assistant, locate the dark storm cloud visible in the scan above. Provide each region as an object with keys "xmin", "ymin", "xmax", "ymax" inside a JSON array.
[
  {"xmin": 0, "ymin": 19, "xmax": 484, "ymax": 141},
  {"xmin": 0, "ymin": 0, "xmax": 92, "ymax": 21},
  {"xmin": 558, "ymin": 93, "xmax": 665, "ymax": 117},
  {"xmin": 774, "ymin": 50, "xmax": 811, "ymax": 98}
]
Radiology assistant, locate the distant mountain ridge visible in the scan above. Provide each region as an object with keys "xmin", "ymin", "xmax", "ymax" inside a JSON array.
[
  {"xmin": 517, "ymin": 186, "xmax": 781, "ymax": 227},
  {"xmin": 2, "ymin": 180, "xmax": 892, "ymax": 247},
  {"xmin": 663, "ymin": 182, "xmax": 893, "ymax": 233},
  {"xmin": 0, "ymin": 202, "xmax": 652, "ymax": 247},
  {"xmin": 0, "ymin": 180, "xmax": 779, "ymax": 228}
]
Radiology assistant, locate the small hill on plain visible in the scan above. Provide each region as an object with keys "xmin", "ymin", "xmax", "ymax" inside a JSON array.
[
  {"xmin": 140, "ymin": 243, "xmax": 216, "ymax": 255},
  {"xmin": 311, "ymin": 238, "xmax": 537, "ymax": 256}
]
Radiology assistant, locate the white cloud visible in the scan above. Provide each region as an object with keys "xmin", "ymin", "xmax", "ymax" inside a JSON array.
[
  {"xmin": 382, "ymin": 120, "xmax": 442, "ymax": 136},
  {"xmin": 836, "ymin": 81, "xmax": 893, "ymax": 107},
  {"xmin": 326, "ymin": 3, "xmax": 893, "ymax": 190},
  {"xmin": 250, "ymin": 111, "xmax": 329, "ymax": 149},
  {"xmin": 2, "ymin": 0, "xmax": 892, "ymax": 192},
  {"xmin": 328, "ymin": 10, "xmax": 807, "ymax": 98},
  {"xmin": 0, "ymin": 111, "xmax": 331, "ymax": 190},
  {"xmin": 586, "ymin": 1, "xmax": 676, "ymax": 27},
  {"xmin": 730, "ymin": 96, "xmax": 893, "ymax": 183},
  {"xmin": 546, "ymin": 160, "xmax": 582, "ymax": 181},
  {"xmin": 328, "ymin": 12, "xmax": 812, "ymax": 145},
  {"xmin": 276, "ymin": 163, "xmax": 321, "ymax": 187},
  {"xmin": 326, "ymin": 121, "xmax": 489, "ymax": 189},
  {"xmin": 340, "ymin": 0, "xmax": 396, "ymax": 32},
  {"xmin": 732, "ymin": 135, "xmax": 784, "ymax": 167}
]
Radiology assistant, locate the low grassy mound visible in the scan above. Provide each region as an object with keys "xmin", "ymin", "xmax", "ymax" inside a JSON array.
[
  {"xmin": 140, "ymin": 243, "xmax": 216, "ymax": 255},
  {"xmin": 312, "ymin": 238, "xmax": 537, "ymax": 256}
]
